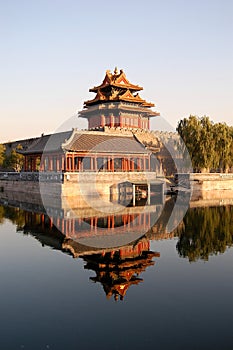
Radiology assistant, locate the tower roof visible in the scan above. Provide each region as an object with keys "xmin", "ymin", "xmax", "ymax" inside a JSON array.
[
  {"xmin": 84, "ymin": 68, "xmax": 155, "ymax": 108},
  {"xmin": 89, "ymin": 68, "xmax": 143, "ymax": 93}
]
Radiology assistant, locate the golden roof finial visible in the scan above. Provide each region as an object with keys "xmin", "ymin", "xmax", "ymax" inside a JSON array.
[{"xmin": 114, "ymin": 67, "xmax": 119, "ymax": 75}]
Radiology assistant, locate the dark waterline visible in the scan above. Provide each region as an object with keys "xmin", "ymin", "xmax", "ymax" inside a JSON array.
[{"xmin": 0, "ymin": 203, "xmax": 233, "ymax": 350}]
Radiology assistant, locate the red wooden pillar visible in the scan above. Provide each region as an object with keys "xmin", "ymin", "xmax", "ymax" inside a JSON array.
[
  {"xmin": 31, "ymin": 156, "xmax": 34, "ymax": 171},
  {"xmin": 138, "ymin": 118, "xmax": 142, "ymax": 128},
  {"xmin": 56, "ymin": 156, "xmax": 60, "ymax": 171},
  {"xmin": 101, "ymin": 115, "xmax": 105, "ymax": 127},
  {"xmin": 137, "ymin": 158, "xmax": 141, "ymax": 171},
  {"xmin": 78, "ymin": 157, "xmax": 82, "ymax": 172},
  {"xmin": 61, "ymin": 155, "xmax": 65, "ymax": 171},
  {"xmin": 125, "ymin": 158, "xmax": 128, "ymax": 171},
  {"xmin": 61, "ymin": 218, "xmax": 65, "ymax": 233},
  {"xmin": 131, "ymin": 158, "xmax": 134, "ymax": 172},
  {"xmin": 50, "ymin": 157, "xmax": 52, "ymax": 172},
  {"xmin": 34, "ymin": 156, "xmax": 37, "ymax": 171},
  {"xmin": 24, "ymin": 156, "xmax": 27, "ymax": 171},
  {"xmin": 110, "ymin": 114, "xmax": 114, "ymax": 127},
  {"xmin": 120, "ymin": 114, "xmax": 124, "ymax": 127},
  {"xmin": 91, "ymin": 157, "xmax": 94, "ymax": 171},
  {"xmin": 72, "ymin": 154, "xmax": 74, "ymax": 172}
]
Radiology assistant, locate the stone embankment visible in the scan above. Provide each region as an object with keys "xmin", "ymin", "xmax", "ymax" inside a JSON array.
[{"xmin": 191, "ymin": 173, "xmax": 233, "ymax": 201}]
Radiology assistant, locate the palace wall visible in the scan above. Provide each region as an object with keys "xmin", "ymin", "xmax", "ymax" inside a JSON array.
[
  {"xmin": 191, "ymin": 173, "xmax": 233, "ymax": 201},
  {"xmin": 0, "ymin": 171, "xmax": 161, "ymax": 210}
]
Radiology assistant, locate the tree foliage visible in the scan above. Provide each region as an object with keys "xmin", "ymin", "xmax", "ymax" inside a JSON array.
[
  {"xmin": 2, "ymin": 144, "xmax": 24, "ymax": 172},
  {"xmin": 177, "ymin": 115, "xmax": 233, "ymax": 172},
  {"xmin": 0, "ymin": 144, "xmax": 6, "ymax": 167},
  {"xmin": 175, "ymin": 206, "xmax": 233, "ymax": 262}
]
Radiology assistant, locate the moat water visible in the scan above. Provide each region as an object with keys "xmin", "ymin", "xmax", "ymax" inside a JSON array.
[{"xmin": 0, "ymin": 200, "xmax": 233, "ymax": 350}]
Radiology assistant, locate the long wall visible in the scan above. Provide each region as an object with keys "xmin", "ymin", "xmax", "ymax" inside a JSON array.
[
  {"xmin": 191, "ymin": 173, "xmax": 233, "ymax": 201},
  {"xmin": 0, "ymin": 171, "xmax": 159, "ymax": 209}
]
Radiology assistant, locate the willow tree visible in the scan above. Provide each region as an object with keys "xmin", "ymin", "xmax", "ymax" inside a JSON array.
[
  {"xmin": 0, "ymin": 144, "xmax": 6, "ymax": 167},
  {"xmin": 213, "ymin": 123, "xmax": 232, "ymax": 172},
  {"xmin": 177, "ymin": 115, "xmax": 233, "ymax": 173},
  {"xmin": 177, "ymin": 115, "xmax": 215, "ymax": 172},
  {"xmin": 198, "ymin": 116, "xmax": 215, "ymax": 172},
  {"xmin": 177, "ymin": 116, "xmax": 200, "ymax": 171}
]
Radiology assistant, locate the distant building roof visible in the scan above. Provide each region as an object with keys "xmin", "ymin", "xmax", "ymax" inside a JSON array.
[
  {"xmin": 20, "ymin": 129, "xmax": 150, "ymax": 155},
  {"xmin": 20, "ymin": 131, "xmax": 72, "ymax": 155},
  {"xmin": 62, "ymin": 131, "xmax": 149, "ymax": 154}
]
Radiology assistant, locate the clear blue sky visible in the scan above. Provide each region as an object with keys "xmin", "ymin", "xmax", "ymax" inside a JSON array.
[{"xmin": 0, "ymin": 0, "xmax": 232, "ymax": 142}]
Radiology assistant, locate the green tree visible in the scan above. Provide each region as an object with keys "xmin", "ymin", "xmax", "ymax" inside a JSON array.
[
  {"xmin": 177, "ymin": 115, "xmax": 215, "ymax": 172},
  {"xmin": 176, "ymin": 115, "xmax": 201, "ymax": 171},
  {"xmin": 0, "ymin": 144, "xmax": 6, "ymax": 167},
  {"xmin": 213, "ymin": 123, "xmax": 232, "ymax": 172},
  {"xmin": 177, "ymin": 115, "xmax": 233, "ymax": 173},
  {"xmin": 4, "ymin": 144, "xmax": 24, "ymax": 172}
]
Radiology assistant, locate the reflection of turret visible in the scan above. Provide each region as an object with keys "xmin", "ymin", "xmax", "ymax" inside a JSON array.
[
  {"xmin": 20, "ymin": 210, "xmax": 160, "ymax": 300},
  {"xmin": 0, "ymin": 201, "xmax": 163, "ymax": 300},
  {"xmin": 81, "ymin": 238, "xmax": 160, "ymax": 301}
]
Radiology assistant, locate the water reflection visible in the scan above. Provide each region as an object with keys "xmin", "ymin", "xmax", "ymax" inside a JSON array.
[
  {"xmin": 1, "ymin": 199, "xmax": 233, "ymax": 300},
  {"xmin": 0, "ymin": 204, "xmax": 161, "ymax": 300},
  {"xmin": 175, "ymin": 206, "xmax": 233, "ymax": 262},
  {"xmin": 82, "ymin": 240, "xmax": 159, "ymax": 301}
]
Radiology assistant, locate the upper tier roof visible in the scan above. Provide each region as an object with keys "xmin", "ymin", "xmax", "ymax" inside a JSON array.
[
  {"xmin": 84, "ymin": 68, "xmax": 156, "ymax": 108},
  {"xmin": 89, "ymin": 68, "xmax": 143, "ymax": 93}
]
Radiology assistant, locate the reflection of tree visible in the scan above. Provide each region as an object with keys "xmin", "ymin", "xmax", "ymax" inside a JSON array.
[
  {"xmin": 0, "ymin": 206, "xmax": 5, "ymax": 224},
  {"xmin": 0, "ymin": 205, "xmax": 26, "ymax": 229},
  {"xmin": 175, "ymin": 206, "xmax": 233, "ymax": 262}
]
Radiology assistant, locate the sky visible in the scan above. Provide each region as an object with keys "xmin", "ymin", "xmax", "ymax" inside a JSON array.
[{"xmin": 0, "ymin": 0, "xmax": 233, "ymax": 142}]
